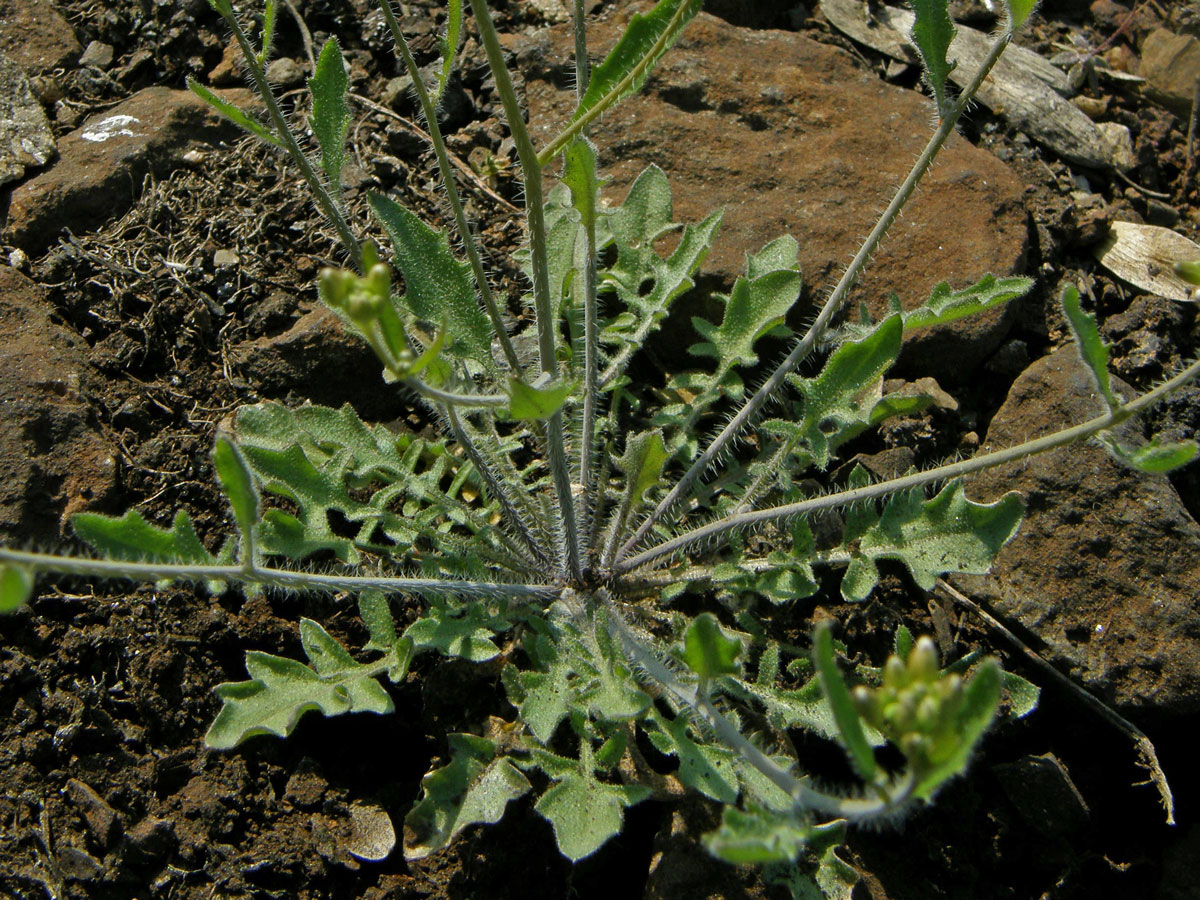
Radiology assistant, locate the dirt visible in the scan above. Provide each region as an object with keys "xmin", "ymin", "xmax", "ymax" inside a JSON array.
[{"xmin": 2, "ymin": 0, "xmax": 1199, "ymax": 898}]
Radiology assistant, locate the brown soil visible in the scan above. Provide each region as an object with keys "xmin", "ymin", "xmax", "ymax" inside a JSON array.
[{"xmin": 2, "ymin": 0, "xmax": 1199, "ymax": 898}]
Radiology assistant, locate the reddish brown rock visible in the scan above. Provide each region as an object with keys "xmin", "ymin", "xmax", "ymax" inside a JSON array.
[
  {"xmin": 0, "ymin": 0, "xmax": 82, "ymax": 74},
  {"xmin": 522, "ymin": 8, "xmax": 1028, "ymax": 379},
  {"xmin": 959, "ymin": 345, "xmax": 1200, "ymax": 716},
  {"xmin": 4, "ymin": 87, "xmax": 261, "ymax": 253},
  {"xmin": 0, "ymin": 266, "xmax": 117, "ymax": 542}
]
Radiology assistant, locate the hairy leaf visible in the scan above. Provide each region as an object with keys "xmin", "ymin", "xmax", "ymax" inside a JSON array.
[
  {"xmin": 206, "ymin": 619, "xmax": 394, "ymax": 749},
  {"xmin": 309, "ymin": 39, "xmax": 351, "ymax": 192},
  {"xmin": 405, "ymin": 597, "xmax": 510, "ymax": 662},
  {"xmin": 909, "ymin": 0, "xmax": 957, "ymax": 115},
  {"xmin": 214, "ymin": 436, "xmax": 260, "ymax": 560},
  {"xmin": 534, "ymin": 770, "xmax": 651, "ymax": 861},
  {"xmin": 839, "ymin": 475, "xmax": 1024, "ymax": 602},
  {"xmin": 405, "ymin": 733, "xmax": 531, "ymax": 860},
  {"xmin": 369, "ymin": 194, "xmax": 494, "ymax": 370},
  {"xmin": 187, "ymin": 80, "xmax": 283, "ymax": 148},
  {"xmin": 704, "ymin": 806, "xmax": 830, "ymax": 865},
  {"xmin": 1100, "ymin": 435, "xmax": 1200, "ymax": 474},
  {"xmin": 681, "ymin": 613, "xmax": 742, "ymax": 680},
  {"xmin": 572, "ymin": 0, "xmax": 703, "ymax": 130},
  {"xmin": 431, "ymin": 0, "xmax": 463, "ymax": 104},
  {"xmin": 1006, "ymin": 0, "xmax": 1038, "ymax": 27},
  {"xmin": 1061, "ymin": 284, "xmax": 1121, "ymax": 413},
  {"xmin": 504, "ymin": 377, "xmax": 575, "ymax": 421},
  {"xmin": 646, "ymin": 711, "xmax": 739, "ymax": 803},
  {"xmin": 72, "ymin": 510, "xmax": 226, "ymax": 577}
]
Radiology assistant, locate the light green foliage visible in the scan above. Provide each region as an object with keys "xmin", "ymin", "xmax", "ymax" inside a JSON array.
[
  {"xmin": 405, "ymin": 733, "xmax": 531, "ymax": 859},
  {"xmin": 840, "ymin": 469, "xmax": 1025, "ymax": 602},
  {"xmin": 1005, "ymin": 0, "xmax": 1039, "ymax": 27},
  {"xmin": 309, "ymin": 39, "xmax": 351, "ymax": 193},
  {"xmin": 6, "ymin": 0, "xmax": 1197, "ymax": 893},
  {"xmin": 0, "ymin": 564, "xmax": 34, "ymax": 612},
  {"xmin": 1175, "ymin": 260, "xmax": 1200, "ymax": 285},
  {"xmin": 205, "ymin": 618, "xmax": 402, "ymax": 749}
]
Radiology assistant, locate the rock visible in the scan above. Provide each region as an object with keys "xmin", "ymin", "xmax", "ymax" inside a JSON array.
[
  {"xmin": 66, "ymin": 778, "xmax": 124, "ymax": 849},
  {"xmin": 0, "ymin": 267, "xmax": 117, "ymax": 543},
  {"xmin": 958, "ymin": 345, "xmax": 1200, "ymax": 716},
  {"xmin": 992, "ymin": 754, "xmax": 1090, "ymax": 840},
  {"xmin": 4, "ymin": 86, "xmax": 261, "ymax": 253},
  {"xmin": 0, "ymin": 53, "xmax": 56, "ymax": 185},
  {"xmin": 0, "ymin": 0, "xmax": 82, "ymax": 74},
  {"xmin": 523, "ymin": 9, "xmax": 1027, "ymax": 380},
  {"xmin": 78, "ymin": 40, "xmax": 114, "ymax": 70},
  {"xmin": 266, "ymin": 56, "xmax": 304, "ymax": 87},
  {"xmin": 1138, "ymin": 29, "xmax": 1200, "ymax": 119},
  {"xmin": 232, "ymin": 306, "xmax": 408, "ymax": 419}
]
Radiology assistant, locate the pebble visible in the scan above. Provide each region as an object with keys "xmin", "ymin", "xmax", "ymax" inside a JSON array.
[
  {"xmin": 266, "ymin": 56, "xmax": 304, "ymax": 87},
  {"xmin": 79, "ymin": 40, "xmax": 114, "ymax": 70}
]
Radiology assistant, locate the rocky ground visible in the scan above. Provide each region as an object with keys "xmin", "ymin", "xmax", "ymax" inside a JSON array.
[{"xmin": 2, "ymin": 0, "xmax": 1199, "ymax": 897}]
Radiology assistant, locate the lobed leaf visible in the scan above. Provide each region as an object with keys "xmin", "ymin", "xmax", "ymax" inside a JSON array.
[
  {"xmin": 703, "ymin": 805, "xmax": 829, "ymax": 865},
  {"xmin": 404, "ymin": 597, "xmax": 510, "ymax": 663},
  {"xmin": 534, "ymin": 770, "xmax": 651, "ymax": 861},
  {"xmin": 431, "ymin": 0, "xmax": 464, "ymax": 105},
  {"xmin": 405, "ymin": 733, "xmax": 531, "ymax": 860},
  {"xmin": 503, "ymin": 377, "xmax": 575, "ymax": 422},
  {"xmin": 646, "ymin": 711, "xmax": 739, "ymax": 804},
  {"xmin": 205, "ymin": 618, "xmax": 394, "ymax": 749},
  {"xmin": 839, "ymin": 476, "xmax": 1024, "ymax": 602},
  {"xmin": 680, "ymin": 613, "xmax": 742, "ymax": 680}
]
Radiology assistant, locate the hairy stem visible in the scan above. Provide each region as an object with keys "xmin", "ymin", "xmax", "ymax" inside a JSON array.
[
  {"xmin": 613, "ymin": 354, "xmax": 1200, "ymax": 574},
  {"xmin": 470, "ymin": 0, "xmax": 583, "ymax": 580},
  {"xmin": 376, "ymin": 0, "xmax": 524, "ymax": 374},
  {"xmin": 0, "ymin": 547, "xmax": 557, "ymax": 601},
  {"xmin": 613, "ymin": 26, "xmax": 1014, "ymax": 565},
  {"xmin": 221, "ymin": 5, "xmax": 362, "ymax": 270}
]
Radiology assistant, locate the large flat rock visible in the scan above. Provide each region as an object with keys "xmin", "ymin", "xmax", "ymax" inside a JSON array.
[
  {"xmin": 521, "ymin": 8, "xmax": 1029, "ymax": 378},
  {"xmin": 959, "ymin": 345, "xmax": 1200, "ymax": 716}
]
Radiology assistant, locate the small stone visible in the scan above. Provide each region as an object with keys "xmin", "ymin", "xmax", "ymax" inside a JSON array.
[
  {"xmin": 29, "ymin": 74, "xmax": 63, "ymax": 103},
  {"xmin": 1070, "ymin": 94, "xmax": 1109, "ymax": 119},
  {"xmin": 345, "ymin": 803, "xmax": 395, "ymax": 862},
  {"xmin": 1146, "ymin": 198, "xmax": 1181, "ymax": 228},
  {"xmin": 213, "ymin": 249, "xmax": 240, "ymax": 269},
  {"xmin": 266, "ymin": 56, "xmax": 304, "ymax": 87},
  {"xmin": 208, "ymin": 39, "xmax": 244, "ymax": 86},
  {"xmin": 57, "ymin": 846, "xmax": 104, "ymax": 881},
  {"xmin": 79, "ymin": 41, "xmax": 114, "ymax": 70},
  {"xmin": 1138, "ymin": 29, "xmax": 1200, "ymax": 119},
  {"xmin": 993, "ymin": 754, "xmax": 1089, "ymax": 839},
  {"xmin": 67, "ymin": 778, "xmax": 123, "ymax": 849},
  {"xmin": 1094, "ymin": 121, "xmax": 1135, "ymax": 172},
  {"xmin": 125, "ymin": 817, "xmax": 177, "ymax": 863},
  {"xmin": 382, "ymin": 75, "xmax": 413, "ymax": 111}
]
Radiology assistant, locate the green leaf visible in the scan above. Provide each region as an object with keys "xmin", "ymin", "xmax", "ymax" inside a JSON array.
[
  {"xmin": 903, "ymin": 275, "xmax": 1033, "ymax": 332},
  {"xmin": 1174, "ymin": 260, "xmax": 1200, "ymax": 286},
  {"xmin": 782, "ymin": 314, "xmax": 903, "ymax": 469},
  {"xmin": 73, "ymin": 509, "xmax": 218, "ymax": 567},
  {"xmin": 368, "ymin": 194, "xmax": 493, "ymax": 371},
  {"xmin": 204, "ymin": 0, "xmax": 234, "ymax": 21},
  {"xmin": 703, "ymin": 805, "xmax": 832, "ymax": 865},
  {"xmin": 213, "ymin": 436, "xmax": 260, "ymax": 559},
  {"xmin": 572, "ymin": 0, "xmax": 703, "ymax": 130},
  {"xmin": 681, "ymin": 613, "xmax": 742, "ymax": 680},
  {"xmin": 534, "ymin": 771, "xmax": 651, "ymax": 861},
  {"xmin": 647, "ymin": 711, "xmax": 739, "ymax": 803},
  {"xmin": 840, "ymin": 479, "xmax": 1024, "ymax": 602},
  {"xmin": 1001, "ymin": 669, "xmax": 1040, "ymax": 719},
  {"xmin": 1061, "ymin": 285, "xmax": 1119, "ymax": 411},
  {"xmin": 599, "ymin": 167, "xmax": 723, "ymax": 380},
  {"xmin": 1005, "ymin": 0, "xmax": 1039, "ymax": 27},
  {"xmin": 205, "ymin": 618, "xmax": 393, "ymax": 749},
  {"xmin": 909, "ymin": 0, "xmax": 957, "ymax": 115},
  {"xmin": 431, "ymin": 0, "xmax": 463, "ymax": 104},
  {"xmin": 404, "ymin": 597, "xmax": 510, "ymax": 663},
  {"xmin": 404, "ymin": 733, "xmax": 531, "ymax": 860},
  {"xmin": 562, "ymin": 137, "xmax": 599, "ymax": 228},
  {"xmin": 0, "ymin": 564, "xmax": 34, "ymax": 613},
  {"xmin": 259, "ymin": 0, "xmax": 278, "ymax": 63},
  {"xmin": 504, "ymin": 377, "xmax": 575, "ymax": 422},
  {"xmin": 813, "ymin": 623, "xmax": 878, "ymax": 782},
  {"xmin": 186, "ymin": 79, "xmax": 284, "ymax": 149},
  {"xmin": 309, "ymin": 38, "xmax": 351, "ymax": 192},
  {"xmin": 1100, "ymin": 436, "xmax": 1200, "ymax": 474}
]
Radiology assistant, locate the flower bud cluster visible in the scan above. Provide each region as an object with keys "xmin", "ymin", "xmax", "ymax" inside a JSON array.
[{"xmin": 851, "ymin": 637, "xmax": 965, "ymax": 771}]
